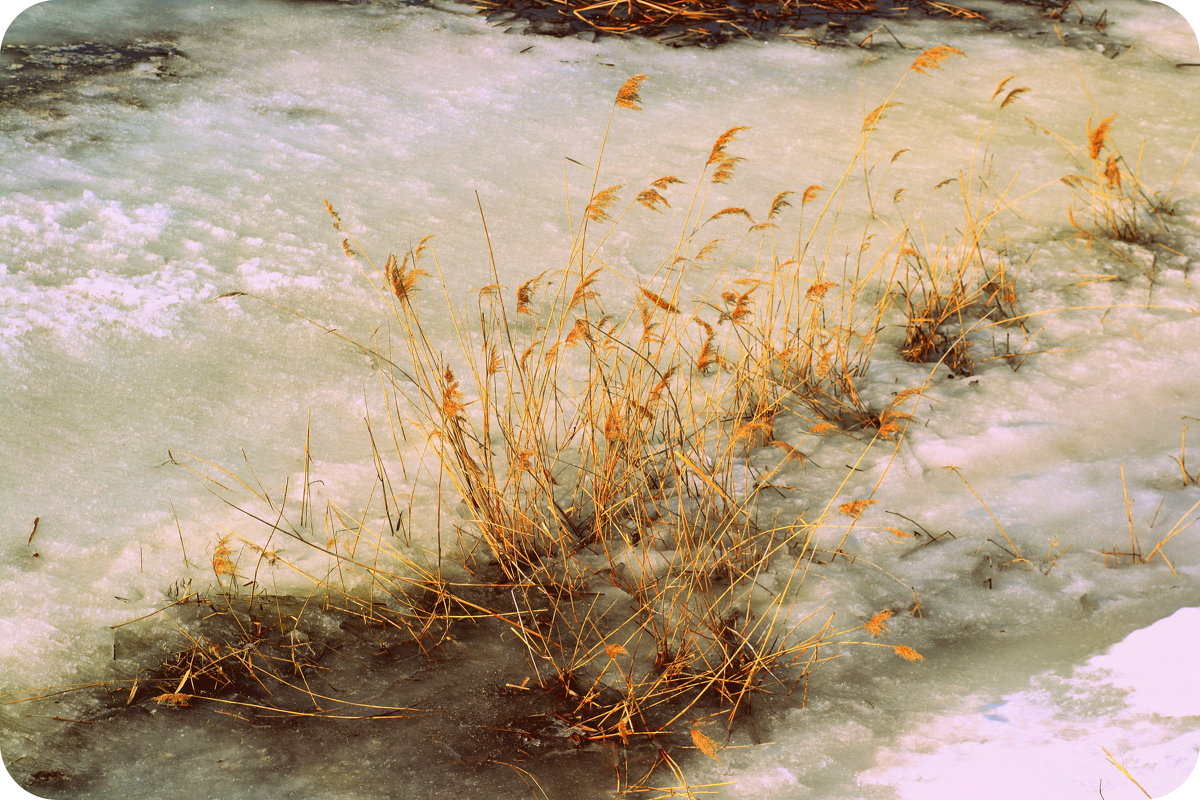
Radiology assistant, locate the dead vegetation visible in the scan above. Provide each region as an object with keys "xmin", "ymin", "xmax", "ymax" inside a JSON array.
[
  {"xmin": 8, "ymin": 45, "xmax": 1198, "ymax": 798},
  {"xmin": 469, "ymin": 0, "xmax": 1080, "ymax": 47},
  {"xmin": 284, "ymin": 55, "xmax": 989, "ymax": 749}
]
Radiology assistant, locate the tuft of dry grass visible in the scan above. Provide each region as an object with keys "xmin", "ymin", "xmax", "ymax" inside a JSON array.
[
  {"xmin": 1040, "ymin": 112, "xmax": 1175, "ymax": 245},
  {"xmin": 305, "ymin": 68, "xmax": 981, "ymax": 746},
  {"xmin": 1105, "ymin": 465, "xmax": 1200, "ymax": 573}
]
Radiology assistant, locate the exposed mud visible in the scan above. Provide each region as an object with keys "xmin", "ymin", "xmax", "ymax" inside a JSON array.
[
  {"xmin": 1, "ymin": 39, "xmax": 189, "ymax": 113},
  {"xmin": 6, "ymin": 592, "xmax": 672, "ymax": 799}
]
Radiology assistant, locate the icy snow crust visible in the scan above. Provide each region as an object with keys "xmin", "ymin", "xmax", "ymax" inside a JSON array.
[{"xmin": 2, "ymin": 0, "xmax": 1199, "ymax": 797}]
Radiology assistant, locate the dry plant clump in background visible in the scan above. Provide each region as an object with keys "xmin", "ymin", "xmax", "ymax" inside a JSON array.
[
  {"xmin": 467, "ymin": 0, "xmax": 1088, "ymax": 47},
  {"xmin": 1029, "ymin": 111, "xmax": 1198, "ymax": 256},
  {"xmin": 1058, "ymin": 113, "xmax": 1172, "ymax": 245}
]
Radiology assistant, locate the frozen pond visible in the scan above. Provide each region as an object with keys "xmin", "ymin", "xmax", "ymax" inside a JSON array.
[{"xmin": 2, "ymin": 0, "xmax": 1200, "ymax": 797}]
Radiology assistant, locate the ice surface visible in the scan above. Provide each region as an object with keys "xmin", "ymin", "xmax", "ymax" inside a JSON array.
[{"xmin": 2, "ymin": 0, "xmax": 1200, "ymax": 797}]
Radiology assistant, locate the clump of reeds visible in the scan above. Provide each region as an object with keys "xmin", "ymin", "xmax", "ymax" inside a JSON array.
[
  {"xmin": 885, "ymin": 71, "xmax": 1046, "ymax": 379},
  {"xmin": 52, "ymin": 43, "xmax": 1196, "ymax": 790},
  {"xmin": 313, "ymin": 62, "xmax": 989, "ymax": 745},
  {"xmin": 194, "ymin": 58, "xmax": 1194, "ymax": 762},
  {"xmin": 891, "ymin": 200, "xmax": 1022, "ymax": 378},
  {"xmin": 1040, "ymin": 113, "xmax": 1173, "ymax": 245},
  {"xmin": 12, "ymin": 43, "xmax": 1200, "ymax": 800},
  {"xmin": 896, "ymin": 239, "xmax": 978, "ymax": 376}
]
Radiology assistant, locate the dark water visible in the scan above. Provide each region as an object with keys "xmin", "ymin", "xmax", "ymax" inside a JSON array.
[{"xmin": 8, "ymin": 592, "xmax": 667, "ymax": 799}]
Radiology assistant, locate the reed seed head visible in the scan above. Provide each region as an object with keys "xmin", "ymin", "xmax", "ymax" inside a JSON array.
[
  {"xmin": 863, "ymin": 102, "xmax": 899, "ymax": 133},
  {"xmin": 212, "ymin": 535, "xmax": 236, "ymax": 577},
  {"xmin": 708, "ymin": 126, "xmax": 750, "ymax": 166},
  {"xmin": 322, "ymin": 199, "xmax": 342, "ymax": 230},
  {"xmin": 1000, "ymin": 86, "xmax": 1030, "ymax": 109},
  {"xmin": 615, "ymin": 74, "xmax": 649, "ymax": 111},
  {"xmin": 768, "ymin": 191, "xmax": 794, "ymax": 220},
  {"xmin": 1088, "ymin": 114, "xmax": 1117, "ymax": 160},
  {"xmin": 640, "ymin": 287, "xmax": 679, "ymax": 313},
  {"xmin": 586, "ymin": 185, "xmax": 622, "ymax": 223},
  {"xmin": 839, "ymin": 499, "xmax": 877, "ymax": 520},
  {"xmin": 636, "ymin": 188, "xmax": 671, "ymax": 212},
  {"xmin": 910, "ymin": 45, "xmax": 965, "ymax": 75},
  {"xmin": 691, "ymin": 727, "xmax": 721, "ymax": 761},
  {"xmin": 865, "ymin": 609, "xmax": 893, "ymax": 636}
]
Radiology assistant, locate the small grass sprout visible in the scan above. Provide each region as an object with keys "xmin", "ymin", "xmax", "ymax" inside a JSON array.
[{"xmin": 1173, "ymin": 422, "xmax": 1199, "ymax": 487}]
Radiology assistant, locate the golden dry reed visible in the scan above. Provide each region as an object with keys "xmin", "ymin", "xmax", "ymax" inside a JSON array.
[{"xmin": 316, "ymin": 48, "xmax": 992, "ymax": 748}]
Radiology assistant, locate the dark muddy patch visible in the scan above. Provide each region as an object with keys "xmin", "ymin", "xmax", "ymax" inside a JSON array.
[
  {"xmin": 2, "ymin": 593, "xmax": 669, "ymax": 800},
  {"xmin": 0, "ymin": 38, "xmax": 189, "ymax": 114}
]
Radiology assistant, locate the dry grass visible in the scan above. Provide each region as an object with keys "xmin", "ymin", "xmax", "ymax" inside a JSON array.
[
  {"xmin": 1101, "ymin": 464, "xmax": 1200, "ymax": 572},
  {"xmin": 303, "ymin": 59, "xmax": 974, "ymax": 745},
  {"xmin": 1171, "ymin": 420, "xmax": 1200, "ymax": 488},
  {"xmin": 10, "ymin": 43, "xmax": 1197, "ymax": 797},
  {"xmin": 471, "ymin": 0, "xmax": 1019, "ymax": 45},
  {"xmin": 139, "ymin": 592, "xmax": 425, "ymax": 721},
  {"xmin": 1101, "ymin": 746, "xmax": 1154, "ymax": 799},
  {"xmin": 144, "ymin": 48, "xmax": 1196, "ymax": 770},
  {"xmin": 888, "ymin": 72, "xmax": 1047, "ymax": 379},
  {"xmin": 1030, "ymin": 112, "xmax": 1185, "ymax": 247}
]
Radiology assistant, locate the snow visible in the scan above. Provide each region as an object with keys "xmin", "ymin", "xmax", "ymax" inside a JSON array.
[
  {"xmin": 2, "ymin": 0, "xmax": 1200, "ymax": 797},
  {"xmin": 862, "ymin": 606, "xmax": 1200, "ymax": 799},
  {"xmin": 1091, "ymin": 606, "xmax": 1200, "ymax": 719}
]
